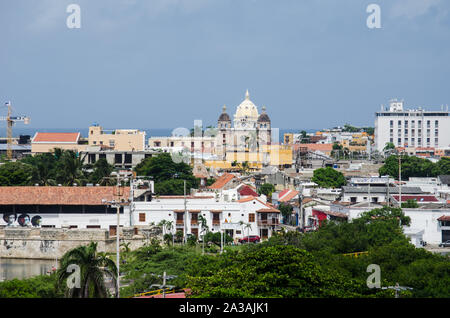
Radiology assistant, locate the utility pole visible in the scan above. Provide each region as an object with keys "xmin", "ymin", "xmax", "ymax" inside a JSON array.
[
  {"xmin": 398, "ymin": 153, "xmax": 402, "ymax": 207},
  {"xmin": 115, "ymin": 172, "xmax": 120, "ymax": 298},
  {"xmin": 382, "ymin": 283, "xmax": 413, "ymax": 298},
  {"xmin": 102, "ymin": 172, "xmax": 129, "ymax": 298},
  {"xmin": 184, "ymin": 180, "xmax": 187, "ymax": 244}
]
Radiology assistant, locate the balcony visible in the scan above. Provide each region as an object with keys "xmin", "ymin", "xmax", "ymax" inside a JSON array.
[
  {"xmin": 257, "ymin": 219, "xmax": 280, "ymax": 226},
  {"xmin": 190, "ymin": 220, "xmax": 199, "ymax": 226},
  {"xmin": 176, "ymin": 219, "xmax": 184, "ymax": 226},
  {"xmin": 212, "ymin": 219, "xmax": 220, "ymax": 226}
]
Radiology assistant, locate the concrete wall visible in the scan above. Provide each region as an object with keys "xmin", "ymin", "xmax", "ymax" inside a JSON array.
[{"xmin": 0, "ymin": 227, "xmax": 161, "ymax": 260}]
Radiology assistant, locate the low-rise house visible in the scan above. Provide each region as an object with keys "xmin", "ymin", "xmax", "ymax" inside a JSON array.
[
  {"xmin": 31, "ymin": 132, "xmax": 88, "ymax": 154},
  {"xmin": 341, "ymin": 186, "xmax": 425, "ymax": 205},
  {"xmin": 132, "ymin": 192, "xmax": 280, "ymax": 240},
  {"xmin": 0, "ymin": 186, "xmax": 130, "ymax": 233}
]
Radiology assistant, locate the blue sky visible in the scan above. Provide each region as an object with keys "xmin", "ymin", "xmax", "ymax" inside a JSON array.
[{"xmin": 1, "ymin": 0, "xmax": 449, "ymax": 131}]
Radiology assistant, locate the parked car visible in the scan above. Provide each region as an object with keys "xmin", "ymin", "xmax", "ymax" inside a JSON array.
[
  {"xmin": 439, "ymin": 240, "xmax": 450, "ymax": 247},
  {"xmin": 239, "ymin": 235, "xmax": 260, "ymax": 244}
]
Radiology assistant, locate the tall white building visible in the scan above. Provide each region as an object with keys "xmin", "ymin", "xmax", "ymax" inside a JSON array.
[{"xmin": 375, "ymin": 99, "xmax": 450, "ymax": 152}]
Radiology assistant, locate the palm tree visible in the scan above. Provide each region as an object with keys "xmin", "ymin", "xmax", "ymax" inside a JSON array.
[
  {"xmin": 244, "ymin": 223, "xmax": 252, "ymax": 244},
  {"xmin": 198, "ymin": 215, "xmax": 209, "ymax": 254},
  {"xmin": 57, "ymin": 242, "xmax": 118, "ymax": 298},
  {"xmin": 55, "ymin": 150, "xmax": 86, "ymax": 186}
]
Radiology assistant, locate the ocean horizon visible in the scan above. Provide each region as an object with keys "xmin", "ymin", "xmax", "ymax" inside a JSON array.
[{"xmin": 2, "ymin": 128, "xmax": 320, "ymax": 143}]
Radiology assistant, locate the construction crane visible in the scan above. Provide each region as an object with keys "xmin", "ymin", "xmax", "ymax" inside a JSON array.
[{"xmin": 0, "ymin": 101, "xmax": 30, "ymax": 160}]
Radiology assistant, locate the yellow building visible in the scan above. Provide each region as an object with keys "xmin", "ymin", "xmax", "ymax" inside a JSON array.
[
  {"xmin": 88, "ymin": 125, "xmax": 146, "ymax": 151},
  {"xmin": 31, "ymin": 132, "xmax": 88, "ymax": 154}
]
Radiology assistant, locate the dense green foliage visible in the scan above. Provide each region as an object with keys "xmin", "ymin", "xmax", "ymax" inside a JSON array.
[
  {"xmin": 258, "ymin": 183, "xmax": 275, "ymax": 198},
  {"xmin": 0, "ymin": 274, "xmax": 62, "ymax": 298},
  {"xmin": 0, "ymin": 149, "xmax": 114, "ymax": 186},
  {"xmin": 2, "ymin": 208, "xmax": 449, "ymax": 298},
  {"xmin": 379, "ymin": 155, "xmax": 450, "ymax": 180},
  {"xmin": 134, "ymin": 153, "xmax": 199, "ymax": 195},
  {"xmin": 401, "ymin": 199, "xmax": 419, "ymax": 208},
  {"xmin": 312, "ymin": 167, "xmax": 347, "ymax": 188}
]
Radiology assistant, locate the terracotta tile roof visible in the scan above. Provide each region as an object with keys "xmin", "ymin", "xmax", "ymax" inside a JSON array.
[
  {"xmin": 158, "ymin": 196, "xmax": 214, "ymax": 199},
  {"xmin": 256, "ymin": 208, "xmax": 280, "ymax": 213},
  {"xmin": 210, "ymin": 210, "xmax": 222, "ymax": 213},
  {"xmin": 238, "ymin": 185, "xmax": 258, "ymax": 197},
  {"xmin": 208, "ymin": 173, "xmax": 236, "ymax": 190},
  {"xmin": 278, "ymin": 189, "xmax": 299, "ymax": 202},
  {"xmin": 392, "ymin": 195, "xmax": 439, "ymax": 202},
  {"xmin": 437, "ymin": 215, "xmax": 450, "ymax": 221},
  {"xmin": 237, "ymin": 197, "xmax": 256, "ymax": 203},
  {"xmin": 0, "ymin": 186, "xmax": 129, "ymax": 205},
  {"xmin": 32, "ymin": 132, "xmax": 80, "ymax": 143}
]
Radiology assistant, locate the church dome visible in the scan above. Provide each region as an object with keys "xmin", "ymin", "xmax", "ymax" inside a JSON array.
[
  {"xmin": 257, "ymin": 106, "xmax": 271, "ymax": 123},
  {"xmin": 234, "ymin": 90, "xmax": 259, "ymax": 120},
  {"xmin": 218, "ymin": 105, "xmax": 231, "ymax": 122}
]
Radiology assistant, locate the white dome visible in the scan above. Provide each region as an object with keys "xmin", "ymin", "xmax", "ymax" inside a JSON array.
[{"xmin": 234, "ymin": 90, "xmax": 259, "ymax": 120}]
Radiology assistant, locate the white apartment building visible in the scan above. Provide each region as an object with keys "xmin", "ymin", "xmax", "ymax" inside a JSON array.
[
  {"xmin": 131, "ymin": 193, "xmax": 281, "ymax": 241},
  {"xmin": 374, "ymin": 99, "xmax": 450, "ymax": 152}
]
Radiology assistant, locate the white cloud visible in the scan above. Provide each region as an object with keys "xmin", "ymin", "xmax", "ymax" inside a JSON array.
[
  {"xmin": 390, "ymin": 0, "xmax": 443, "ymax": 19},
  {"xmin": 25, "ymin": 0, "xmax": 213, "ymax": 33}
]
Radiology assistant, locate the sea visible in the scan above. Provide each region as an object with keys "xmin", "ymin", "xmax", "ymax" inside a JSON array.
[{"xmin": 2, "ymin": 128, "xmax": 318, "ymax": 143}]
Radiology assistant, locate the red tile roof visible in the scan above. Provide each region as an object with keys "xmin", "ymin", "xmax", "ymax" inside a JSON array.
[
  {"xmin": 278, "ymin": 189, "xmax": 299, "ymax": 202},
  {"xmin": 437, "ymin": 215, "xmax": 450, "ymax": 222},
  {"xmin": 238, "ymin": 185, "xmax": 258, "ymax": 197},
  {"xmin": 392, "ymin": 195, "xmax": 438, "ymax": 202},
  {"xmin": 256, "ymin": 208, "xmax": 280, "ymax": 213},
  {"xmin": 0, "ymin": 186, "xmax": 130, "ymax": 205},
  {"xmin": 32, "ymin": 132, "xmax": 80, "ymax": 143},
  {"xmin": 237, "ymin": 197, "xmax": 253, "ymax": 203},
  {"xmin": 208, "ymin": 173, "xmax": 236, "ymax": 190}
]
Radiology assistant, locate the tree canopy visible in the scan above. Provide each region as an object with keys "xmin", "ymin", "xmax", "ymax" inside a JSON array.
[
  {"xmin": 134, "ymin": 152, "xmax": 199, "ymax": 195},
  {"xmin": 0, "ymin": 149, "xmax": 115, "ymax": 186},
  {"xmin": 311, "ymin": 167, "xmax": 347, "ymax": 188},
  {"xmin": 379, "ymin": 155, "xmax": 450, "ymax": 180}
]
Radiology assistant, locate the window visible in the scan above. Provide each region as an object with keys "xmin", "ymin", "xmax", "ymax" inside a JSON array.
[
  {"xmin": 249, "ymin": 213, "xmax": 255, "ymax": 222},
  {"xmin": 109, "ymin": 140, "xmax": 115, "ymax": 147},
  {"xmin": 435, "ymin": 120, "xmax": 439, "ymax": 127},
  {"xmin": 390, "ymin": 120, "xmax": 393, "ymax": 127}
]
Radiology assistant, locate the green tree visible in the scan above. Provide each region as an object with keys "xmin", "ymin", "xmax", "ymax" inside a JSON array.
[
  {"xmin": 57, "ymin": 242, "xmax": 117, "ymax": 298},
  {"xmin": 0, "ymin": 274, "xmax": 62, "ymax": 298},
  {"xmin": 258, "ymin": 183, "xmax": 275, "ymax": 198},
  {"xmin": 134, "ymin": 153, "xmax": 198, "ymax": 195},
  {"xmin": 401, "ymin": 199, "xmax": 419, "ymax": 208},
  {"xmin": 311, "ymin": 167, "xmax": 347, "ymax": 188},
  {"xmin": 278, "ymin": 202, "xmax": 293, "ymax": 224},
  {"xmin": 89, "ymin": 158, "xmax": 114, "ymax": 185},
  {"xmin": 379, "ymin": 155, "xmax": 449, "ymax": 180},
  {"xmin": 187, "ymin": 245, "xmax": 372, "ymax": 298},
  {"xmin": 0, "ymin": 161, "xmax": 34, "ymax": 186}
]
